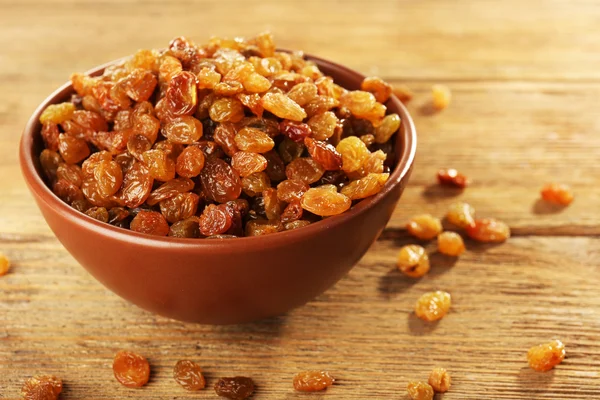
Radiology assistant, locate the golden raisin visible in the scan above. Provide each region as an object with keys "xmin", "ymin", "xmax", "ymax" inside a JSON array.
[
  {"xmin": 446, "ymin": 202, "xmax": 476, "ymax": 229},
  {"xmin": 415, "ymin": 291, "xmax": 451, "ymax": 322},
  {"xmin": 336, "ymin": 136, "xmax": 370, "ymax": 173},
  {"xmin": 466, "ymin": 218, "xmax": 510, "ymax": 243},
  {"xmin": 174, "ymin": 360, "xmax": 206, "ymax": 391},
  {"xmin": 285, "ymin": 157, "xmax": 325, "ymax": 184},
  {"xmin": 112, "ymin": 350, "xmax": 150, "ymax": 388},
  {"xmin": 39, "ymin": 102, "xmax": 76, "ymax": 125},
  {"xmin": 340, "ymin": 173, "xmax": 389, "ymax": 200},
  {"xmin": 397, "ymin": 245, "xmax": 430, "ymax": 278},
  {"xmin": 527, "ymin": 340, "xmax": 566, "ymax": 372},
  {"xmin": 432, "ymin": 84, "xmax": 451, "ymax": 110},
  {"xmin": 293, "ymin": 370, "xmax": 334, "ymax": 392},
  {"xmin": 301, "ymin": 186, "xmax": 351, "ymax": 216},
  {"xmin": 437, "ymin": 168, "xmax": 469, "ymax": 188},
  {"xmin": 21, "ymin": 375, "xmax": 63, "ymax": 400},
  {"xmin": 407, "ymin": 381, "xmax": 434, "ymax": 400},
  {"xmin": 234, "ymin": 127, "xmax": 275, "ymax": 153},
  {"xmin": 374, "ymin": 113, "xmax": 401, "ymax": 144},
  {"xmin": 261, "ymin": 92, "xmax": 307, "ymax": 121},
  {"xmin": 231, "ymin": 151, "xmax": 268, "ymax": 177},
  {"xmin": 437, "ymin": 232, "xmax": 465, "ymax": 256},
  {"xmin": 130, "ymin": 211, "xmax": 169, "ymax": 236},
  {"xmin": 541, "ymin": 183, "xmax": 574, "ymax": 206},
  {"xmin": 428, "ymin": 367, "xmax": 451, "ymax": 393},
  {"xmin": 361, "ymin": 76, "xmax": 392, "ymax": 103},
  {"xmin": 0, "ymin": 252, "xmax": 10, "ymax": 276},
  {"xmin": 407, "ymin": 214, "xmax": 443, "ymax": 240}
]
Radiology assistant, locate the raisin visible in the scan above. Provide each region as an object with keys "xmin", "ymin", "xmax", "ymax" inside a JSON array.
[
  {"xmin": 527, "ymin": 340, "xmax": 566, "ymax": 372},
  {"xmin": 360, "ymin": 134, "xmax": 375, "ymax": 147},
  {"xmin": 169, "ymin": 36, "xmax": 198, "ymax": 67},
  {"xmin": 21, "ymin": 375, "xmax": 63, "ymax": 400},
  {"xmin": 130, "ymin": 211, "xmax": 169, "ymax": 236},
  {"xmin": 286, "ymin": 158, "xmax": 325, "ymax": 184},
  {"xmin": 281, "ymin": 200, "xmax": 303, "ymax": 224},
  {"xmin": 121, "ymin": 69, "xmax": 157, "ymax": 102},
  {"xmin": 94, "ymin": 160, "xmax": 123, "ymax": 196},
  {"xmin": 213, "ymin": 123, "xmax": 239, "ymax": 156},
  {"xmin": 173, "ymin": 359, "xmax": 206, "ymax": 390},
  {"xmin": 397, "ymin": 245, "xmax": 430, "ymax": 278},
  {"xmin": 432, "ymin": 84, "xmax": 451, "ymax": 110},
  {"xmin": 361, "ymin": 77, "xmax": 392, "ymax": 103},
  {"xmin": 231, "ymin": 151, "xmax": 268, "ymax": 177},
  {"xmin": 214, "ymin": 81, "xmax": 244, "ymax": 96},
  {"xmin": 393, "ymin": 84, "xmax": 414, "ymax": 102},
  {"xmin": 242, "ymin": 171, "xmax": 271, "ymax": 197},
  {"xmin": 466, "ymin": 218, "xmax": 510, "ymax": 243},
  {"xmin": 263, "ymin": 188, "xmax": 284, "ymax": 220},
  {"xmin": 108, "ymin": 207, "xmax": 131, "ymax": 225},
  {"xmin": 40, "ymin": 149, "xmax": 62, "ymax": 182},
  {"xmin": 307, "ymin": 111, "xmax": 337, "ymax": 140},
  {"xmin": 62, "ymin": 110, "xmax": 108, "ymax": 138},
  {"xmin": 287, "ymin": 82, "xmax": 318, "ymax": 106},
  {"xmin": 160, "ymin": 192, "xmax": 199, "ymax": 223},
  {"xmin": 169, "ymin": 217, "xmax": 201, "ymax": 238},
  {"xmin": 407, "ymin": 381, "xmax": 434, "ymax": 400},
  {"xmin": 407, "ymin": 214, "xmax": 443, "ymax": 240},
  {"xmin": 252, "ymin": 56, "xmax": 283, "ymax": 77},
  {"xmin": 304, "ymin": 137, "xmax": 342, "ymax": 170},
  {"xmin": 165, "ymin": 71, "xmax": 197, "ymax": 116},
  {"xmin": 437, "ymin": 232, "xmax": 466, "ymax": 256},
  {"xmin": 234, "ymin": 127, "xmax": 275, "ymax": 153},
  {"xmin": 116, "ymin": 162, "xmax": 154, "ymax": 207},
  {"xmin": 375, "ymin": 113, "xmax": 401, "ymax": 144},
  {"xmin": 53, "ymin": 179, "xmax": 84, "ymax": 203},
  {"xmin": 199, "ymin": 204, "xmax": 233, "ymax": 236},
  {"xmin": 285, "ymin": 220, "xmax": 311, "ymax": 230},
  {"xmin": 85, "ymin": 206, "xmax": 109, "ymax": 222},
  {"xmin": 0, "ymin": 252, "xmax": 10, "ymax": 276},
  {"xmin": 446, "ymin": 202, "xmax": 476, "ymax": 229},
  {"xmin": 39, "ymin": 102, "xmax": 76, "ymax": 125},
  {"xmin": 304, "ymin": 96, "xmax": 339, "ymax": 118},
  {"xmin": 541, "ymin": 183, "xmax": 574, "ymax": 206},
  {"xmin": 261, "ymin": 92, "xmax": 306, "ymax": 121},
  {"xmin": 336, "ymin": 136, "xmax": 370, "ymax": 173},
  {"xmin": 279, "ymin": 120, "xmax": 312, "ymax": 143},
  {"xmin": 41, "ymin": 122, "xmax": 60, "ymax": 151},
  {"xmin": 278, "ymin": 137, "xmax": 304, "ymax": 164},
  {"xmin": 209, "ymin": 98, "xmax": 245, "ymax": 123},
  {"xmin": 200, "ymin": 158, "xmax": 242, "ymax": 202},
  {"xmin": 176, "ymin": 146, "xmax": 206, "ymax": 177},
  {"xmin": 415, "ymin": 291, "xmax": 451, "ymax": 322},
  {"xmin": 263, "ymin": 150, "xmax": 287, "ymax": 182},
  {"xmin": 197, "ymin": 67, "xmax": 222, "ymax": 89},
  {"xmin": 277, "ymin": 179, "xmax": 309, "ymax": 202},
  {"xmin": 293, "ymin": 370, "xmax": 334, "ymax": 392},
  {"xmin": 317, "ymin": 170, "xmax": 348, "ymax": 187},
  {"xmin": 146, "ymin": 177, "xmax": 194, "ymax": 206},
  {"xmin": 113, "ymin": 350, "xmax": 151, "ymax": 388},
  {"xmin": 437, "ymin": 168, "xmax": 469, "ymax": 188},
  {"xmin": 301, "ymin": 186, "xmax": 351, "ymax": 216},
  {"xmin": 245, "ymin": 219, "xmax": 283, "ymax": 236},
  {"xmin": 141, "ymin": 149, "xmax": 176, "ymax": 182},
  {"xmin": 126, "ymin": 49, "xmax": 158, "ymax": 71},
  {"xmin": 428, "ymin": 367, "xmax": 451, "ymax": 393},
  {"xmin": 243, "ymin": 72, "xmax": 271, "ymax": 92},
  {"xmin": 58, "ymin": 134, "xmax": 90, "ymax": 164},
  {"xmin": 127, "ymin": 134, "xmax": 153, "ymax": 160},
  {"xmin": 161, "ymin": 116, "xmax": 204, "ymax": 144},
  {"xmin": 339, "ymin": 90, "xmax": 376, "ymax": 117},
  {"xmin": 56, "ymin": 163, "xmax": 82, "ymax": 187},
  {"xmin": 315, "ymin": 76, "xmax": 345, "ymax": 99},
  {"xmin": 340, "ymin": 173, "xmax": 389, "ymax": 200}
]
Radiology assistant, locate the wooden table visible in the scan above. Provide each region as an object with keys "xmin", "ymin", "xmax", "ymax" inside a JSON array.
[{"xmin": 1, "ymin": 1, "xmax": 599, "ymax": 398}]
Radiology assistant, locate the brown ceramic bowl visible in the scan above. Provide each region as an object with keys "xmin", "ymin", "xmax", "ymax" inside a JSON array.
[{"xmin": 19, "ymin": 54, "xmax": 416, "ymax": 324}]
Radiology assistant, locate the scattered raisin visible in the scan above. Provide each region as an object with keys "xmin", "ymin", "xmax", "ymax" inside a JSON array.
[
  {"xmin": 466, "ymin": 218, "xmax": 510, "ymax": 243},
  {"xmin": 432, "ymin": 84, "xmax": 451, "ymax": 110},
  {"xmin": 112, "ymin": 350, "xmax": 151, "ymax": 388},
  {"xmin": 0, "ymin": 252, "xmax": 10, "ymax": 276},
  {"xmin": 407, "ymin": 381, "xmax": 434, "ymax": 400},
  {"xmin": 397, "ymin": 245, "xmax": 430, "ymax": 278},
  {"xmin": 407, "ymin": 214, "xmax": 443, "ymax": 240},
  {"xmin": 541, "ymin": 183, "xmax": 574, "ymax": 206},
  {"xmin": 437, "ymin": 168, "xmax": 469, "ymax": 188},
  {"xmin": 428, "ymin": 367, "xmax": 451, "ymax": 393},
  {"xmin": 293, "ymin": 370, "xmax": 334, "ymax": 392},
  {"xmin": 527, "ymin": 340, "xmax": 566, "ymax": 372},
  {"xmin": 214, "ymin": 377, "xmax": 255, "ymax": 399},
  {"xmin": 437, "ymin": 231, "xmax": 466, "ymax": 256},
  {"xmin": 446, "ymin": 202, "xmax": 476, "ymax": 229},
  {"xmin": 173, "ymin": 359, "xmax": 206, "ymax": 391},
  {"xmin": 21, "ymin": 375, "xmax": 63, "ymax": 400},
  {"xmin": 415, "ymin": 291, "xmax": 451, "ymax": 322}
]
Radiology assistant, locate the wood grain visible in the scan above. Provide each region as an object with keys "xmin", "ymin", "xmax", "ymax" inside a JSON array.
[{"xmin": 1, "ymin": 0, "xmax": 599, "ymax": 399}]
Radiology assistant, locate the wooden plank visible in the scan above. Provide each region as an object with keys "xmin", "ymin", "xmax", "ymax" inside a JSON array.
[{"xmin": 1, "ymin": 236, "xmax": 599, "ymax": 399}]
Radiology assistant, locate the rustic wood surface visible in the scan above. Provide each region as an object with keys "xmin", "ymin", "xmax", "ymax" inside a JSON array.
[{"xmin": 1, "ymin": 0, "xmax": 599, "ymax": 398}]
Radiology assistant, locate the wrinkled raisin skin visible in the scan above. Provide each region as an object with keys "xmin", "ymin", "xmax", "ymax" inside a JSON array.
[
  {"xmin": 112, "ymin": 350, "xmax": 151, "ymax": 388},
  {"xmin": 293, "ymin": 370, "xmax": 334, "ymax": 392},
  {"xmin": 174, "ymin": 360, "xmax": 206, "ymax": 391},
  {"xmin": 214, "ymin": 377, "xmax": 255, "ymax": 400}
]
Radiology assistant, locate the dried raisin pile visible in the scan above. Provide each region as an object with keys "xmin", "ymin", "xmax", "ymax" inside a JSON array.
[
  {"xmin": 293, "ymin": 370, "xmax": 334, "ymax": 392},
  {"xmin": 112, "ymin": 350, "xmax": 151, "ymax": 388},
  {"xmin": 527, "ymin": 340, "xmax": 566, "ymax": 372},
  {"xmin": 38, "ymin": 33, "xmax": 402, "ymax": 238},
  {"xmin": 21, "ymin": 375, "xmax": 63, "ymax": 400}
]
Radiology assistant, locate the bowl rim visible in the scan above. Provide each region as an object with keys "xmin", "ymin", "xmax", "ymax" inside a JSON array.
[{"xmin": 20, "ymin": 53, "xmax": 417, "ymax": 251}]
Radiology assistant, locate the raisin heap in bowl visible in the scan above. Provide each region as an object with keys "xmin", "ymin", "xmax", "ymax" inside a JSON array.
[{"xmin": 37, "ymin": 33, "xmax": 401, "ymax": 238}]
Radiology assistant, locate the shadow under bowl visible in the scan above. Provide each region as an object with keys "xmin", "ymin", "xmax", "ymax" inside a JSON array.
[{"xmin": 19, "ymin": 53, "xmax": 417, "ymax": 324}]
